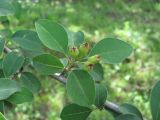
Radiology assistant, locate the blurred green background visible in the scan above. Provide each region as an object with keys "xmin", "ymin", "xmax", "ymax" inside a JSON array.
[{"xmin": 0, "ymin": 0, "xmax": 160, "ymax": 120}]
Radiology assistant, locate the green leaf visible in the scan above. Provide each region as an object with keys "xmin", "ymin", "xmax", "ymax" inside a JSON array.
[
  {"xmin": 0, "ymin": 38, "xmax": 5, "ymax": 55},
  {"xmin": 119, "ymin": 103, "xmax": 143, "ymax": 120},
  {"xmin": 89, "ymin": 63, "xmax": 104, "ymax": 81},
  {"xmin": 0, "ymin": 112, "xmax": 7, "ymax": 120},
  {"xmin": 20, "ymin": 72, "xmax": 41, "ymax": 93},
  {"xmin": 89, "ymin": 38, "xmax": 132, "ymax": 64},
  {"xmin": 67, "ymin": 70, "xmax": 95, "ymax": 107},
  {"xmin": 94, "ymin": 84, "xmax": 107, "ymax": 108},
  {"xmin": 35, "ymin": 19, "xmax": 68, "ymax": 54},
  {"xmin": 66, "ymin": 29, "xmax": 84, "ymax": 47},
  {"xmin": 0, "ymin": 78, "xmax": 20, "ymax": 100},
  {"xmin": 116, "ymin": 114, "xmax": 141, "ymax": 120},
  {"xmin": 7, "ymin": 87, "xmax": 33, "ymax": 104},
  {"xmin": 12, "ymin": 30, "xmax": 44, "ymax": 52},
  {"xmin": 3, "ymin": 52, "xmax": 24, "ymax": 77},
  {"xmin": 33, "ymin": 53, "xmax": 63, "ymax": 75},
  {"xmin": 60, "ymin": 104, "xmax": 92, "ymax": 120},
  {"xmin": 150, "ymin": 80, "xmax": 160, "ymax": 120},
  {"xmin": 0, "ymin": 0, "xmax": 15, "ymax": 16}
]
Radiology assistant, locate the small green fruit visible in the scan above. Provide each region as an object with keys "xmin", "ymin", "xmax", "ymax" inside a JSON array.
[
  {"xmin": 88, "ymin": 54, "xmax": 101, "ymax": 64},
  {"xmin": 83, "ymin": 62, "xmax": 94, "ymax": 71},
  {"xmin": 79, "ymin": 42, "xmax": 90, "ymax": 57},
  {"xmin": 69, "ymin": 46, "xmax": 79, "ymax": 58}
]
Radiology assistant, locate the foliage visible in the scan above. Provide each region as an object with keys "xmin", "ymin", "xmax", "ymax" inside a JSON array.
[{"xmin": 0, "ymin": 0, "xmax": 160, "ymax": 120}]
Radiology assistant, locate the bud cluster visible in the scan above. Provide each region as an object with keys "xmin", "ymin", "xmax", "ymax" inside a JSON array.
[
  {"xmin": 68, "ymin": 42, "xmax": 90, "ymax": 59},
  {"xmin": 68, "ymin": 42, "xmax": 101, "ymax": 71}
]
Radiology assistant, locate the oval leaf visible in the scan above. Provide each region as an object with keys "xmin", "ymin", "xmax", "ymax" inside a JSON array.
[
  {"xmin": 35, "ymin": 19, "xmax": 68, "ymax": 54},
  {"xmin": 0, "ymin": 112, "xmax": 7, "ymax": 120},
  {"xmin": 60, "ymin": 104, "xmax": 92, "ymax": 120},
  {"xmin": 0, "ymin": 78, "xmax": 20, "ymax": 100},
  {"xmin": 33, "ymin": 54, "xmax": 63, "ymax": 75},
  {"xmin": 116, "ymin": 114, "xmax": 141, "ymax": 120},
  {"xmin": 0, "ymin": 0, "xmax": 14, "ymax": 16},
  {"xmin": 3, "ymin": 52, "xmax": 24, "ymax": 77},
  {"xmin": 119, "ymin": 103, "xmax": 143, "ymax": 120},
  {"xmin": 94, "ymin": 84, "xmax": 107, "ymax": 108},
  {"xmin": 67, "ymin": 70, "xmax": 95, "ymax": 107},
  {"xmin": 7, "ymin": 87, "xmax": 33, "ymax": 104},
  {"xmin": 150, "ymin": 80, "xmax": 160, "ymax": 120},
  {"xmin": 89, "ymin": 38, "xmax": 132, "ymax": 64},
  {"xmin": 89, "ymin": 63, "xmax": 104, "ymax": 81},
  {"xmin": 20, "ymin": 72, "xmax": 41, "ymax": 93},
  {"xmin": 12, "ymin": 30, "xmax": 44, "ymax": 52}
]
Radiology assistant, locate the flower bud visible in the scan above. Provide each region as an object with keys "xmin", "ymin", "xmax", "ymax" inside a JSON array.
[
  {"xmin": 79, "ymin": 42, "xmax": 90, "ymax": 58},
  {"xmin": 83, "ymin": 62, "xmax": 94, "ymax": 71},
  {"xmin": 69, "ymin": 46, "xmax": 79, "ymax": 58},
  {"xmin": 88, "ymin": 54, "xmax": 101, "ymax": 64}
]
